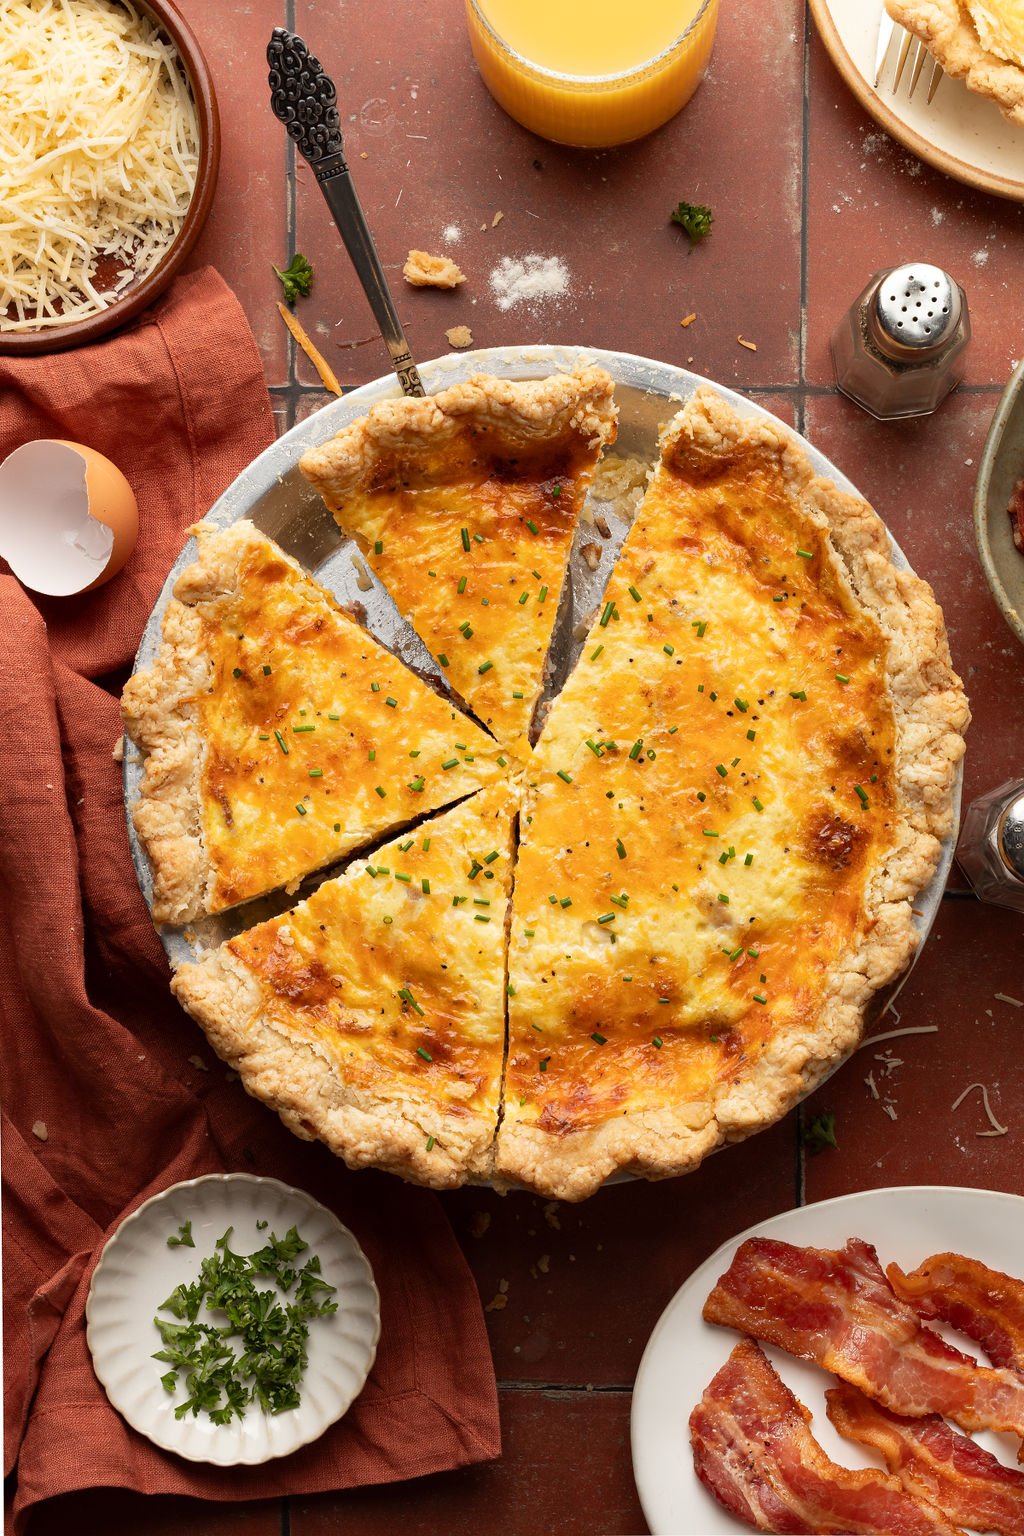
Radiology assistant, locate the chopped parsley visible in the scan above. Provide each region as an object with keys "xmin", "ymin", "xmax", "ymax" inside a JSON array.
[
  {"xmin": 670, "ymin": 200, "xmax": 714, "ymax": 246},
  {"xmin": 272, "ymin": 252, "xmax": 314, "ymax": 303}
]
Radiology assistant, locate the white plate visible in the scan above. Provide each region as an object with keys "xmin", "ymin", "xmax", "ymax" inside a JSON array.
[
  {"xmin": 631, "ymin": 1184, "xmax": 1024, "ymax": 1535},
  {"xmin": 86, "ymin": 1173, "xmax": 380, "ymax": 1465},
  {"xmin": 810, "ymin": 0, "xmax": 1024, "ymax": 202}
]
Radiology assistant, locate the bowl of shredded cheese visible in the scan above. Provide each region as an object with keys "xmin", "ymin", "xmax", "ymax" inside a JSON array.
[{"xmin": 0, "ymin": 0, "xmax": 219, "ymax": 353}]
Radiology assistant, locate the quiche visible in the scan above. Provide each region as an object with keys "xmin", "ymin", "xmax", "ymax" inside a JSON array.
[
  {"xmin": 886, "ymin": 0, "xmax": 1024, "ymax": 125},
  {"xmin": 127, "ymin": 373, "xmax": 968, "ymax": 1200},
  {"xmin": 298, "ymin": 365, "xmax": 617, "ymax": 758},
  {"xmin": 171, "ymin": 783, "xmax": 517, "ymax": 1187},
  {"xmin": 122, "ymin": 519, "xmax": 502, "ymax": 924},
  {"xmin": 496, "ymin": 388, "xmax": 968, "ymax": 1199}
]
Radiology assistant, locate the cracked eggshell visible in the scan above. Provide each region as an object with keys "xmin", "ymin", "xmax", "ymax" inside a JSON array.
[{"xmin": 0, "ymin": 439, "xmax": 138, "ymax": 597}]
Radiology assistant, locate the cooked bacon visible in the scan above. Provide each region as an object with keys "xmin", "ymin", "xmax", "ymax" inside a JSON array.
[
  {"xmin": 689, "ymin": 1338, "xmax": 964, "ymax": 1534},
  {"xmin": 888, "ymin": 1253, "xmax": 1024, "ymax": 1373},
  {"xmin": 827, "ymin": 1381, "xmax": 1024, "ymax": 1536},
  {"xmin": 703, "ymin": 1237, "xmax": 1024, "ymax": 1440},
  {"xmin": 1009, "ymin": 477, "xmax": 1024, "ymax": 556}
]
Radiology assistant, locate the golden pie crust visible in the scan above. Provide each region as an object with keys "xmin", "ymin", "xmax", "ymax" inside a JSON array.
[
  {"xmin": 127, "ymin": 375, "xmax": 968, "ymax": 1199},
  {"xmin": 886, "ymin": 0, "xmax": 1024, "ymax": 125}
]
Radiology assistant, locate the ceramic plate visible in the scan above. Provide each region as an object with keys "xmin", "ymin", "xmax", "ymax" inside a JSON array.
[
  {"xmin": 976, "ymin": 359, "xmax": 1024, "ymax": 646},
  {"xmin": 86, "ymin": 1173, "xmax": 380, "ymax": 1465},
  {"xmin": 810, "ymin": 0, "xmax": 1024, "ymax": 202},
  {"xmin": 631, "ymin": 1184, "xmax": 1024, "ymax": 1534}
]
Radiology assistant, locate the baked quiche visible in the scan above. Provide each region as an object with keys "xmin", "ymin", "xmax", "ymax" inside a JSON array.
[
  {"xmin": 122, "ymin": 520, "xmax": 502, "ymax": 925},
  {"xmin": 171, "ymin": 783, "xmax": 517, "ymax": 1187},
  {"xmin": 127, "ymin": 371, "xmax": 967, "ymax": 1201},
  {"xmin": 298, "ymin": 365, "xmax": 617, "ymax": 758},
  {"xmin": 886, "ymin": 0, "xmax": 1024, "ymax": 125},
  {"xmin": 496, "ymin": 388, "xmax": 968, "ymax": 1200}
]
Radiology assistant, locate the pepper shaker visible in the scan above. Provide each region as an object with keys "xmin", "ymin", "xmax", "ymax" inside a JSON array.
[
  {"xmin": 831, "ymin": 263, "xmax": 970, "ymax": 421},
  {"xmin": 956, "ymin": 778, "xmax": 1024, "ymax": 914}
]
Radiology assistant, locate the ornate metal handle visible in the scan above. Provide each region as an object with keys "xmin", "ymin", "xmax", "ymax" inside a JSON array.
[{"xmin": 266, "ymin": 28, "xmax": 425, "ymax": 397}]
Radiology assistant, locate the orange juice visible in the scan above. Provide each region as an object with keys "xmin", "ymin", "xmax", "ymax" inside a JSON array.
[{"xmin": 465, "ymin": 0, "xmax": 718, "ymax": 148}]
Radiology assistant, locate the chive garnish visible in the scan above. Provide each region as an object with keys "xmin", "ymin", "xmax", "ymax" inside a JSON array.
[
  {"xmin": 836, "ymin": 673, "xmax": 849, "ymax": 684},
  {"xmin": 629, "ymin": 739, "xmax": 643, "ymax": 760},
  {"xmin": 746, "ymin": 729, "xmax": 756, "ymax": 741},
  {"xmin": 438, "ymin": 654, "xmax": 449, "ymax": 667},
  {"xmin": 375, "ymin": 785, "xmax": 386, "ymax": 798},
  {"xmin": 734, "ymin": 698, "xmax": 749, "ymax": 712},
  {"xmin": 512, "ymin": 689, "xmax": 524, "ymax": 700},
  {"xmin": 309, "ymin": 768, "xmax": 323, "ymax": 777},
  {"xmin": 590, "ymin": 644, "xmax": 604, "ymax": 660},
  {"xmin": 693, "ymin": 620, "xmax": 708, "ymax": 637},
  {"xmin": 796, "ymin": 548, "xmax": 813, "ymax": 559},
  {"xmin": 232, "ymin": 667, "xmax": 242, "ymax": 679},
  {"xmin": 426, "ymin": 1136, "xmax": 435, "ymax": 1151},
  {"xmin": 368, "ymin": 749, "xmax": 376, "ymax": 761},
  {"xmin": 274, "ymin": 730, "xmax": 288, "ymax": 755},
  {"xmin": 293, "ymin": 724, "xmax": 315, "ymax": 733},
  {"xmin": 538, "ymin": 585, "xmax": 548, "ymax": 604},
  {"xmin": 421, "ymin": 878, "xmax": 431, "ymax": 894},
  {"xmin": 697, "ymin": 791, "xmax": 706, "ymax": 802},
  {"xmin": 556, "ymin": 769, "xmax": 572, "ymax": 783},
  {"xmin": 457, "ymin": 575, "xmax": 467, "ymax": 594},
  {"xmin": 484, "ymin": 851, "xmax": 499, "ymax": 864},
  {"xmin": 374, "ymin": 540, "xmax": 383, "ymax": 554},
  {"xmin": 441, "ymin": 758, "xmax": 458, "ymax": 770},
  {"xmin": 497, "ymin": 755, "xmax": 507, "ymax": 767},
  {"xmin": 744, "ymin": 853, "xmax": 754, "ymax": 866},
  {"xmin": 790, "ymin": 690, "xmax": 807, "ymax": 701},
  {"xmin": 518, "ymin": 591, "xmax": 530, "ymax": 605},
  {"xmin": 591, "ymin": 1032, "xmax": 607, "ymax": 1045},
  {"xmin": 258, "ymin": 733, "xmax": 270, "ymax": 741},
  {"xmin": 753, "ymin": 993, "xmax": 768, "ymax": 1004},
  {"xmin": 262, "ymin": 664, "xmax": 272, "ymax": 676},
  {"xmin": 616, "ymin": 838, "xmax": 627, "ymax": 860},
  {"xmin": 408, "ymin": 776, "xmax": 425, "ymax": 792},
  {"xmin": 627, "ymin": 584, "xmax": 642, "ymax": 603},
  {"xmin": 652, "ymin": 1037, "xmax": 663, "ymax": 1049},
  {"xmin": 474, "ymin": 913, "xmax": 490, "ymax": 923},
  {"xmin": 854, "ymin": 784, "xmax": 869, "ymax": 805},
  {"xmin": 599, "ymin": 601, "xmax": 614, "ymax": 628},
  {"xmin": 703, "ymin": 829, "xmax": 720, "ymax": 838},
  {"xmin": 295, "ymin": 803, "xmax": 307, "ymax": 816},
  {"xmin": 715, "ymin": 763, "xmax": 728, "ymax": 778},
  {"xmin": 752, "ymin": 797, "xmax": 764, "ymax": 812},
  {"xmin": 416, "ymin": 1046, "xmax": 432, "ymax": 1062},
  {"xmin": 525, "ymin": 519, "xmax": 538, "ymax": 535},
  {"xmin": 478, "ymin": 660, "xmax": 493, "ymax": 674},
  {"xmin": 663, "ymin": 644, "xmax": 675, "ymax": 656},
  {"xmin": 385, "ymin": 696, "xmax": 397, "ymax": 709},
  {"xmin": 398, "ymin": 985, "xmax": 423, "ymax": 1012},
  {"xmin": 717, "ymin": 893, "xmax": 730, "ymax": 904},
  {"xmin": 597, "ymin": 913, "xmax": 615, "ymax": 925},
  {"xmin": 460, "ymin": 527, "xmax": 470, "ymax": 552},
  {"xmin": 371, "ymin": 682, "xmax": 380, "ymax": 693},
  {"xmin": 539, "ymin": 1057, "xmax": 550, "ymax": 1072}
]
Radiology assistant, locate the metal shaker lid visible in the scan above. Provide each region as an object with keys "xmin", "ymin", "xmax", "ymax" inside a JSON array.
[
  {"xmin": 868, "ymin": 263, "xmax": 962, "ymax": 361},
  {"xmin": 998, "ymin": 791, "xmax": 1024, "ymax": 881}
]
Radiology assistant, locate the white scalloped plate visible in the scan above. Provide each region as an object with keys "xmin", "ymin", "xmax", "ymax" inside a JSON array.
[{"xmin": 85, "ymin": 1173, "xmax": 380, "ymax": 1465}]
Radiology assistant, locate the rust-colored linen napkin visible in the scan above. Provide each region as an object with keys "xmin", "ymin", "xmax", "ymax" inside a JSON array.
[{"xmin": 0, "ymin": 267, "xmax": 500, "ymax": 1530}]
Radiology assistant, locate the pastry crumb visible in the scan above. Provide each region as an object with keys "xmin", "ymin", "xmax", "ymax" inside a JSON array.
[
  {"xmin": 32, "ymin": 1120, "xmax": 48, "ymax": 1141},
  {"xmin": 537, "ymin": 1253, "xmax": 550, "ymax": 1273},
  {"xmin": 737, "ymin": 336, "xmax": 758, "ymax": 352},
  {"xmin": 188, "ymin": 1054, "xmax": 208, "ymax": 1072},
  {"xmin": 468, "ymin": 1210, "xmax": 491, "ymax": 1238},
  {"xmin": 542, "ymin": 1200, "xmax": 561, "ymax": 1230},
  {"xmin": 581, "ymin": 542, "xmax": 602, "ymax": 571},
  {"xmin": 491, "ymin": 210, "xmax": 504, "ymax": 227},
  {"xmin": 485, "ymin": 1291, "xmax": 508, "ymax": 1311},
  {"xmin": 680, "ymin": 312, "xmax": 697, "ymax": 327},
  {"xmin": 445, "ymin": 324, "xmax": 474, "ymax": 349},
  {"xmin": 112, "ymin": 737, "xmax": 124, "ymax": 762},
  {"xmin": 403, "ymin": 249, "xmax": 465, "ymax": 288}
]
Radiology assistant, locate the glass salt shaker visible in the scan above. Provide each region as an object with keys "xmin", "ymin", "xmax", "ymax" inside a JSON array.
[
  {"xmin": 830, "ymin": 263, "xmax": 970, "ymax": 421},
  {"xmin": 956, "ymin": 779, "xmax": 1024, "ymax": 914}
]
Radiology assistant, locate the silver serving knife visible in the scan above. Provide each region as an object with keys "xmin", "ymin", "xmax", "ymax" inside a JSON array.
[{"xmin": 267, "ymin": 28, "xmax": 425, "ymax": 398}]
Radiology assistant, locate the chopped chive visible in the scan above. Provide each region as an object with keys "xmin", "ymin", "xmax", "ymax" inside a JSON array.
[
  {"xmin": 525, "ymin": 519, "xmax": 538, "ymax": 535},
  {"xmin": 374, "ymin": 540, "xmax": 383, "ymax": 555},
  {"xmin": 748, "ymin": 947, "xmax": 760, "ymax": 958},
  {"xmin": 423, "ymin": 837, "xmax": 431, "ymax": 850},
  {"xmin": 703, "ymin": 830, "xmax": 720, "ymax": 838},
  {"xmin": 512, "ymin": 689, "xmax": 524, "ymax": 700},
  {"xmin": 416, "ymin": 1046, "xmax": 432, "ymax": 1062},
  {"xmin": 753, "ymin": 993, "xmax": 768, "ymax": 1004},
  {"xmin": 790, "ymin": 690, "xmax": 807, "ymax": 701},
  {"xmin": 368, "ymin": 749, "xmax": 376, "ymax": 761},
  {"xmin": 697, "ymin": 683, "xmax": 705, "ymax": 694},
  {"xmin": 717, "ymin": 893, "xmax": 730, "ymax": 904},
  {"xmin": 458, "ymin": 575, "xmax": 468, "ymax": 594},
  {"xmin": 274, "ymin": 730, "xmax": 289, "ymax": 755},
  {"xmin": 328, "ymin": 712, "xmax": 340, "ymax": 721},
  {"xmin": 408, "ymin": 776, "xmax": 425, "ymax": 792},
  {"xmin": 539, "ymin": 1057, "xmax": 550, "ymax": 1072},
  {"xmin": 385, "ymin": 696, "xmax": 398, "ymax": 708},
  {"xmin": 716, "ymin": 763, "xmax": 728, "ymax": 777},
  {"xmin": 560, "ymin": 897, "xmax": 572, "ymax": 909},
  {"xmin": 596, "ymin": 913, "xmax": 615, "ymax": 925},
  {"xmin": 309, "ymin": 768, "xmax": 323, "ymax": 778},
  {"xmin": 731, "ymin": 757, "xmax": 741, "ymax": 767},
  {"xmin": 854, "ymin": 783, "xmax": 869, "ymax": 806},
  {"xmin": 773, "ymin": 594, "xmax": 785, "ymax": 602},
  {"xmin": 295, "ymin": 803, "xmax": 307, "ymax": 816},
  {"xmin": 421, "ymin": 878, "xmax": 431, "ymax": 894},
  {"xmin": 366, "ymin": 866, "xmax": 377, "ymax": 878},
  {"xmin": 334, "ymin": 822, "xmax": 341, "ymax": 832},
  {"xmin": 836, "ymin": 673, "xmax": 849, "ymax": 684},
  {"xmin": 616, "ymin": 838, "xmax": 627, "ymax": 860},
  {"xmin": 232, "ymin": 667, "xmax": 242, "ymax": 678},
  {"xmin": 599, "ymin": 601, "xmax": 615, "ymax": 628},
  {"xmin": 693, "ymin": 620, "xmax": 708, "ymax": 637},
  {"xmin": 258, "ymin": 733, "xmax": 270, "ymax": 741},
  {"xmin": 627, "ymin": 584, "xmax": 642, "ymax": 603},
  {"xmin": 376, "ymin": 867, "xmax": 390, "ymax": 876},
  {"xmin": 410, "ymin": 750, "xmax": 421, "ymax": 758},
  {"xmin": 629, "ymin": 739, "xmax": 643, "ymax": 760},
  {"xmin": 497, "ymin": 755, "xmax": 507, "ymax": 767},
  {"xmin": 590, "ymin": 644, "xmax": 604, "ymax": 660},
  {"xmin": 474, "ymin": 913, "xmax": 490, "ymax": 923},
  {"xmin": 652, "ymin": 1036, "xmax": 663, "ymax": 1049},
  {"xmin": 797, "ymin": 547, "xmax": 814, "ymax": 559},
  {"xmin": 532, "ymin": 570, "xmax": 542, "ymax": 579},
  {"xmin": 744, "ymin": 853, "xmax": 754, "ymax": 866},
  {"xmin": 585, "ymin": 739, "xmax": 602, "ymax": 757},
  {"xmin": 646, "ymin": 749, "xmax": 656, "ymax": 761},
  {"xmin": 460, "ymin": 527, "xmax": 471, "ymax": 551},
  {"xmin": 293, "ymin": 724, "xmax": 315, "ymax": 733},
  {"xmin": 719, "ymin": 851, "xmax": 729, "ymax": 865},
  {"xmin": 484, "ymin": 851, "xmax": 500, "ymax": 863},
  {"xmin": 478, "ymin": 660, "xmax": 493, "ymax": 675},
  {"xmin": 441, "ymin": 758, "xmax": 459, "ymax": 770},
  {"xmin": 524, "ymin": 928, "xmax": 535, "ymax": 938},
  {"xmin": 663, "ymin": 644, "xmax": 675, "ymax": 656},
  {"xmin": 473, "ymin": 898, "xmax": 491, "ymax": 907},
  {"xmin": 538, "ymin": 585, "xmax": 548, "ymax": 604},
  {"xmin": 262, "ymin": 664, "xmax": 272, "ymax": 676},
  {"xmin": 395, "ymin": 872, "xmax": 412, "ymax": 884},
  {"xmin": 426, "ymin": 1136, "xmax": 435, "ymax": 1151},
  {"xmin": 371, "ymin": 682, "xmax": 380, "ymax": 693},
  {"xmin": 518, "ymin": 591, "xmax": 530, "ymax": 605},
  {"xmin": 734, "ymin": 698, "xmax": 749, "ymax": 713},
  {"xmin": 591, "ymin": 1032, "xmax": 607, "ymax": 1045},
  {"xmin": 746, "ymin": 729, "xmax": 756, "ymax": 742},
  {"xmin": 375, "ymin": 785, "xmax": 386, "ymax": 798},
  {"xmin": 438, "ymin": 654, "xmax": 450, "ymax": 668},
  {"xmin": 556, "ymin": 769, "xmax": 572, "ymax": 784},
  {"xmin": 552, "ymin": 484, "xmax": 561, "ymax": 497},
  {"xmin": 697, "ymin": 791, "xmax": 706, "ymax": 802},
  {"xmin": 709, "ymin": 691, "xmax": 718, "ymax": 701},
  {"xmin": 753, "ymin": 797, "xmax": 764, "ymax": 812}
]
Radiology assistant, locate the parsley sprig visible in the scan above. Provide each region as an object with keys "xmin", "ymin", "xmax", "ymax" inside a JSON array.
[
  {"xmin": 670, "ymin": 201, "xmax": 714, "ymax": 246},
  {"xmin": 272, "ymin": 253, "xmax": 314, "ymax": 304},
  {"xmin": 153, "ymin": 1224, "xmax": 337, "ymax": 1424}
]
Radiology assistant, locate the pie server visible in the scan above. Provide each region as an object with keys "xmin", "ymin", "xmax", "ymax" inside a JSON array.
[{"xmin": 266, "ymin": 29, "xmax": 425, "ymax": 398}]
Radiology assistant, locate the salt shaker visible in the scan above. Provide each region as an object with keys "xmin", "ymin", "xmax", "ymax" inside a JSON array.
[
  {"xmin": 956, "ymin": 778, "xmax": 1024, "ymax": 914},
  {"xmin": 830, "ymin": 263, "xmax": 970, "ymax": 420}
]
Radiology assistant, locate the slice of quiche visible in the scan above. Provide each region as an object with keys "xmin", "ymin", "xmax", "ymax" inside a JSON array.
[
  {"xmin": 495, "ymin": 387, "xmax": 967, "ymax": 1201},
  {"xmin": 298, "ymin": 365, "xmax": 617, "ymax": 758},
  {"xmin": 886, "ymin": 0, "xmax": 1024, "ymax": 126},
  {"xmin": 171, "ymin": 783, "xmax": 518, "ymax": 1188},
  {"xmin": 122, "ymin": 520, "xmax": 503, "ymax": 925}
]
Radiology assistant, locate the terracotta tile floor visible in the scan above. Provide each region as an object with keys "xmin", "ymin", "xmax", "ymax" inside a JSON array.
[{"xmin": 22, "ymin": 0, "xmax": 1024, "ymax": 1531}]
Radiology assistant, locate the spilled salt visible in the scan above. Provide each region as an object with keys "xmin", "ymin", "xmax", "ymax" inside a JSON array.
[
  {"xmin": 489, "ymin": 253, "xmax": 569, "ymax": 312},
  {"xmin": 442, "ymin": 223, "xmax": 462, "ymax": 244}
]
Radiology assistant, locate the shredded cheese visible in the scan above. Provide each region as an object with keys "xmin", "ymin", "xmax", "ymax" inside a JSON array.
[
  {"xmin": 276, "ymin": 303, "xmax": 342, "ymax": 396},
  {"xmin": 0, "ymin": 0, "xmax": 199, "ymax": 331},
  {"xmin": 951, "ymin": 1081, "xmax": 1009, "ymax": 1138},
  {"xmin": 857, "ymin": 1025, "xmax": 939, "ymax": 1050}
]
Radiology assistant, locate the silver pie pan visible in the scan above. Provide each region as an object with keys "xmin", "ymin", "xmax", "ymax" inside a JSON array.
[{"xmin": 124, "ymin": 345, "xmax": 959, "ymax": 1077}]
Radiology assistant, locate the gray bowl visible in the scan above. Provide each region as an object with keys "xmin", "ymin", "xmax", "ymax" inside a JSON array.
[{"xmin": 975, "ymin": 360, "xmax": 1024, "ymax": 648}]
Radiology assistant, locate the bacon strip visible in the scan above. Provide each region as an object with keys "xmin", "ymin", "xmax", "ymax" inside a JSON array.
[
  {"xmin": 689, "ymin": 1338, "xmax": 964, "ymax": 1533},
  {"xmin": 888, "ymin": 1253, "xmax": 1024, "ymax": 1373},
  {"xmin": 703, "ymin": 1237, "xmax": 1024, "ymax": 1440},
  {"xmin": 827, "ymin": 1381, "xmax": 1024, "ymax": 1536}
]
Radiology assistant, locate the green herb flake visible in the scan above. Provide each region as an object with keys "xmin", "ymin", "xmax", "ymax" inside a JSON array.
[
  {"xmin": 717, "ymin": 893, "xmax": 730, "ymax": 904},
  {"xmin": 746, "ymin": 729, "xmax": 757, "ymax": 742},
  {"xmin": 458, "ymin": 575, "xmax": 468, "ymax": 594},
  {"xmin": 744, "ymin": 853, "xmax": 754, "ymax": 866},
  {"xmin": 652, "ymin": 1036, "xmax": 663, "ymax": 1049},
  {"xmin": 539, "ymin": 1057, "xmax": 550, "ymax": 1072},
  {"xmin": 538, "ymin": 584, "xmax": 548, "ymax": 604},
  {"xmin": 518, "ymin": 591, "xmax": 530, "ymax": 605},
  {"xmin": 790, "ymin": 690, "xmax": 807, "ymax": 701},
  {"xmin": 441, "ymin": 758, "xmax": 459, "ymax": 770},
  {"xmin": 525, "ymin": 519, "xmax": 538, "ymax": 535},
  {"xmin": 591, "ymin": 1032, "xmax": 607, "ymax": 1045},
  {"xmin": 804, "ymin": 1111, "xmax": 839, "ymax": 1153},
  {"xmin": 309, "ymin": 768, "xmax": 323, "ymax": 778},
  {"xmin": 692, "ymin": 620, "xmax": 708, "ymax": 638},
  {"xmin": 272, "ymin": 251, "xmax": 314, "ymax": 303},
  {"xmin": 752, "ymin": 796, "xmax": 764, "ymax": 813},
  {"xmin": 374, "ymin": 785, "xmax": 386, "ymax": 798},
  {"xmin": 590, "ymin": 644, "xmax": 604, "ymax": 660},
  {"xmin": 616, "ymin": 837, "xmax": 627, "ymax": 860},
  {"xmin": 416, "ymin": 1046, "xmax": 432, "ymax": 1062},
  {"xmin": 715, "ymin": 763, "xmax": 728, "ymax": 778},
  {"xmin": 663, "ymin": 644, "xmax": 675, "ymax": 656},
  {"xmin": 599, "ymin": 601, "xmax": 615, "ymax": 628},
  {"xmin": 596, "ymin": 913, "xmax": 615, "ymax": 925},
  {"xmin": 408, "ymin": 776, "xmax": 425, "ymax": 792},
  {"xmin": 438, "ymin": 654, "xmax": 450, "ymax": 668},
  {"xmin": 556, "ymin": 769, "xmax": 573, "ymax": 784},
  {"xmin": 670, "ymin": 200, "xmax": 714, "ymax": 245},
  {"xmin": 796, "ymin": 547, "xmax": 814, "ymax": 560},
  {"xmin": 627, "ymin": 584, "xmax": 642, "ymax": 603},
  {"xmin": 460, "ymin": 527, "xmax": 471, "ymax": 552},
  {"xmin": 854, "ymin": 783, "xmax": 870, "ymax": 806},
  {"xmin": 478, "ymin": 660, "xmax": 494, "ymax": 675},
  {"xmin": 274, "ymin": 730, "xmax": 289, "ymax": 755},
  {"xmin": 262, "ymin": 665, "xmax": 272, "ymax": 676},
  {"xmin": 374, "ymin": 540, "xmax": 383, "ymax": 555},
  {"xmin": 753, "ymin": 992, "xmax": 768, "ymax": 1004},
  {"xmin": 426, "ymin": 1136, "xmax": 435, "ymax": 1151},
  {"xmin": 836, "ymin": 673, "xmax": 850, "ymax": 684},
  {"xmin": 166, "ymin": 1219, "xmax": 195, "ymax": 1249}
]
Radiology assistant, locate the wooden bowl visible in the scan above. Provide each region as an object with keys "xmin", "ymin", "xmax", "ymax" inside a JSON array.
[{"xmin": 0, "ymin": 0, "xmax": 220, "ymax": 357}]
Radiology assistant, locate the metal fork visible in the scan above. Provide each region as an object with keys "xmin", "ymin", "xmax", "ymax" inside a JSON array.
[{"xmin": 874, "ymin": 11, "xmax": 944, "ymax": 104}]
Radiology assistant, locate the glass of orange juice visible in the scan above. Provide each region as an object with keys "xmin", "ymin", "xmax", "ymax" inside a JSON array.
[{"xmin": 464, "ymin": 0, "xmax": 719, "ymax": 149}]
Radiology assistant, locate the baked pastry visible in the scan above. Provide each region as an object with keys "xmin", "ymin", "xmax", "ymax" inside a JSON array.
[
  {"xmin": 128, "ymin": 375, "xmax": 968, "ymax": 1200},
  {"xmin": 298, "ymin": 365, "xmax": 617, "ymax": 757},
  {"xmin": 172, "ymin": 783, "xmax": 517, "ymax": 1186},
  {"xmin": 495, "ymin": 388, "xmax": 968, "ymax": 1199},
  {"xmin": 122, "ymin": 520, "xmax": 502, "ymax": 924},
  {"xmin": 886, "ymin": 0, "xmax": 1024, "ymax": 126}
]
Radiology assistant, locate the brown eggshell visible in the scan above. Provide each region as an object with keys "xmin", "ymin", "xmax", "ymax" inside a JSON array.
[{"xmin": 55, "ymin": 440, "xmax": 139, "ymax": 589}]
